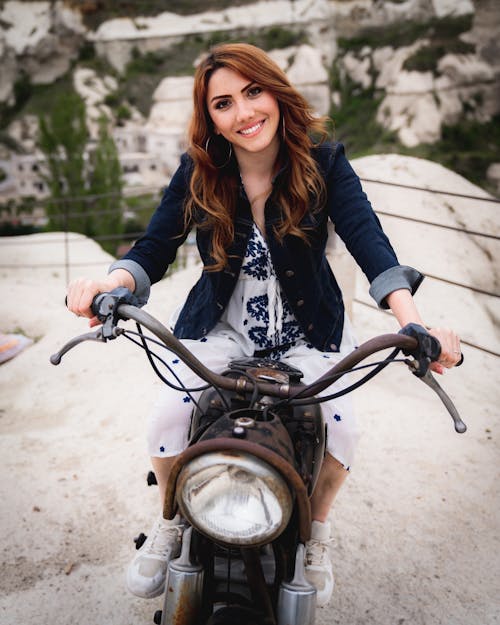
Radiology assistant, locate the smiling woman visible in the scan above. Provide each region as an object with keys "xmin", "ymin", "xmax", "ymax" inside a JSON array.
[
  {"xmin": 206, "ymin": 68, "xmax": 281, "ymax": 232},
  {"xmin": 65, "ymin": 42, "xmax": 462, "ymax": 608}
]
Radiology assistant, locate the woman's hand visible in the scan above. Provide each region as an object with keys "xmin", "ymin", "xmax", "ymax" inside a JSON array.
[
  {"xmin": 66, "ymin": 270, "xmax": 136, "ymax": 327},
  {"xmin": 428, "ymin": 327, "xmax": 462, "ymax": 375},
  {"xmin": 385, "ymin": 289, "xmax": 462, "ymax": 375}
]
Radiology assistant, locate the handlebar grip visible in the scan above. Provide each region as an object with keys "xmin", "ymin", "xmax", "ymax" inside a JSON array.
[{"xmin": 91, "ymin": 293, "xmax": 108, "ymax": 316}]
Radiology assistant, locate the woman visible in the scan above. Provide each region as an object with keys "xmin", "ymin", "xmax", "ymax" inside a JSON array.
[{"xmin": 67, "ymin": 43, "xmax": 461, "ymax": 606}]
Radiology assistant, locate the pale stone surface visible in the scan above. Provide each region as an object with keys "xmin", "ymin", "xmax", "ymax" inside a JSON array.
[
  {"xmin": 73, "ymin": 68, "xmax": 116, "ymax": 138},
  {"xmin": 351, "ymin": 152, "xmax": 499, "ymax": 332},
  {"xmin": 330, "ymin": 0, "xmax": 432, "ymax": 35},
  {"xmin": 267, "ymin": 46, "xmax": 298, "ymax": 72},
  {"xmin": 431, "ymin": 0, "xmax": 474, "ymax": 18},
  {"xmin": 436, "ymin": 88, "xmax": 465, "ymax": 126},
  {"xmin": 374, "ymin": 44, "xmax": 499, "ymax": 145},
  {"xmin": 286, "ymin": 44, "xmax": 330, "ymax": 114},
  {"xmin": 152, "ymin": 76, "xmax": 194, "ymax": 104},
  {"xmin": 0, "ymin": 0, "xmax": 85, "ymax": 100},
  {"xmin": 377, "ymin": 93, "xmax": 442, "ymax": 146},
  {"xmin": 1, "ymin": 0, "xmax": 499, "ymax": 190},
  {"xmin": 148, "ymin": 77, "xmax": 194, "ymax": 132},
  {"xmin": 342, "ymin": 52, "xmax": 372, "ymax": 89},
  {"xmin": 486, "ymin": 163, "xmax": 500, "ymax": 193},
  {"xmin": 388, "ymin": 70, "xmax": 434, "ymax": 95},
  {"xmin": 287, "ymin": 44, "xmax": 329, "ymax": 85},
  {"xmin": 90, "ymin": 1, "xmax": 334, "ymax": 72},
  {"xmin": 0, "ymin": 43, "xmax": 17, "ymax": 104},
  {"xmin": 0, "ymin": 1, "xmax": 52, "ymax": 54},
  {"xmin": 91, "ymin": 0, "xmax": 330, "ymax": 41},
  {"xmin": 6, "ymin": 115, "xmax": 39, "ymax": 152},
  {"xmin": 438, "ymin": 53, "xmax": 495, "ymax": 85},
  {"xmin": 374, "ymin": 41, "xmax": 429, "ymax": 91}
]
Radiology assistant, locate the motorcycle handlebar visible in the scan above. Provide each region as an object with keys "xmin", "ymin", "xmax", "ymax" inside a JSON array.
[
  {"xmin": 51, "ymin": 290, "xmax": 466, "ymax": 432},
  {"xmin": 115, "ymin": 303, "xmax": 418, "ymax": 399}
]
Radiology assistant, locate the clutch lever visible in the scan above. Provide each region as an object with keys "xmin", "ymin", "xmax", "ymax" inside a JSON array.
[
  {"xmin": 418, "ymin": 368, "xmax": 467, "ymax": 434},
  {"xmin": 50, "ymin": 328, "xmax": 106, "ymax": 365}
]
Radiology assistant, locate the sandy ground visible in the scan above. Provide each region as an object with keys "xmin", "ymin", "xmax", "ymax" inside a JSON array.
[{"xmin": 0, "ymin": 154, "xmax": 499, "ymax": 625}]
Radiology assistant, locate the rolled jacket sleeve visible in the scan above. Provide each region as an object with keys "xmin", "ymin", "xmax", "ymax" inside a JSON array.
[
  {"xmin": 369, "ymin": 265, "xmax": 424, "ymax": 309},
  {"xmin": 108, "ymin": 258, "xmax": 151, "ymax": 305}
]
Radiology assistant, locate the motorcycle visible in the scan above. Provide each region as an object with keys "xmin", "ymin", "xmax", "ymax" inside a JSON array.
[{"xmin": 51, "ymin": 288, "xmax": 465, "ymax": 625}]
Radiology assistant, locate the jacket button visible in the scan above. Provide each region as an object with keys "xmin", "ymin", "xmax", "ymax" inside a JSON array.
[
  {"xmin": 216, "ymin": 302, "xmax": 224, "ymax": 310},
  {"xmin": 285, "ymin": 270, "xmax": 294, "ymax": 277},
  {"xmin": 330, "ymin": 343, "xmax": 337, "ymax": 350},
  {"xmin": 297, "ymin": 299, "xmax": 304, "ymax": 307}
]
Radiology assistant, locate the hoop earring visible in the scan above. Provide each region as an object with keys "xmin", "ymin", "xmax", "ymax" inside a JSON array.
[{"xmin": 205, "ymin": 135, "xmax": 233, "ymax": 168}]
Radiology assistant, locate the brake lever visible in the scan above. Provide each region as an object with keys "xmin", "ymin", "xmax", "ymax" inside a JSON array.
[
  {"xmin": 50, "ymin": 328, "xmax": 106, "ymax": 365},
  {"xmin": 418, "ymin": 368, "xmax": 467, "ymax": 434}
]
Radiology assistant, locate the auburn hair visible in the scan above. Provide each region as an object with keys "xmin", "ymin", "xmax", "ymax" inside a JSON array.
[{"xmin": 185, "ymin": 42, "xmax": 329, "ymax": 271}]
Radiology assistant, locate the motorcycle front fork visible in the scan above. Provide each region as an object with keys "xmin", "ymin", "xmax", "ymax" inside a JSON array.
[{"xmin": 154, "ymin": 534, "xmax": 317, "ymax": 625}]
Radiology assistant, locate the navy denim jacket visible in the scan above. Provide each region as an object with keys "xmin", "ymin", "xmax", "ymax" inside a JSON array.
[{"xmin": 111, "ymin": 142, "xmax": 423, "ymax": 352}]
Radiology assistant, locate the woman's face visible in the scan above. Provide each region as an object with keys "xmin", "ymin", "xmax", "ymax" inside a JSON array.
[{"xmin": 206, "ymin": 67, "xmax": 280, "ymax": 159}]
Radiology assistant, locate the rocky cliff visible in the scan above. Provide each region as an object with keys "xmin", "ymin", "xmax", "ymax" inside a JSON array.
[{"xmin": 0, "ymin": 0, "xmax": 499, "ymax": 194}]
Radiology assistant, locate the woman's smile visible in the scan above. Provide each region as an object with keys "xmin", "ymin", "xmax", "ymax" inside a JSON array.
[{"xmin": 238, "ymin": 120, "xmax": 265, "ymax": 136}]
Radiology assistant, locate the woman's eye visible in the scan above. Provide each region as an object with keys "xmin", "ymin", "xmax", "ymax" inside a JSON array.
[
  {"xmin": 248, "ymin": 85, "xmax": 262, "ymax": 97},
  {"xmin": 215, "ymin": 99, "xmax": 230, "ymax": 110}
]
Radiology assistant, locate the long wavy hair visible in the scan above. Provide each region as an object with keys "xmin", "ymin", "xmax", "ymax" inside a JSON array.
[{"xmin": 185, "ymin": 42, "xmax": 329, "ymax": 271}]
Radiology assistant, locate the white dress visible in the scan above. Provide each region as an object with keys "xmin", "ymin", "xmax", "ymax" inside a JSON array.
[{"xmin": 147, "ymin": 224, "xmax": 359, "ymax": 469}]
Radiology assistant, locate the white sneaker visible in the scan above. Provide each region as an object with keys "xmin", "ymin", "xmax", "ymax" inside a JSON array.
[
  {"xmin": 126, "ymin": 514, "xmax": 185, "ymax": 598},
  {"xmin": 305, "ymin": 520, "xmax": 335, "ymax": 607}
]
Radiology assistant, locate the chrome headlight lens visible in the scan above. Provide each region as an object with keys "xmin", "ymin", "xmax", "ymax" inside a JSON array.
[{"xmin": 177, "ymin": 451, "xmax": 293, "ymax": 546}]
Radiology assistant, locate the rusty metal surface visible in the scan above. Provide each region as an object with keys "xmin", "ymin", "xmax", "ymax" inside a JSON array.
[{"xmin": 198, "ymin": 410, "xmax": 297, "ymax": 467}]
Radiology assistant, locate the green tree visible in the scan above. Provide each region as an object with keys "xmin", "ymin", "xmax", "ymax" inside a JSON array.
[
  {"xmin": 88, "ymin": 116, "xmax": 123, "ymax": 253},
  {"xmin": 38, "ymin": 91, "xmax": 91, "ymax": 234},
  {"xmin": 38, "ymin": 93, "xmax": 124, "ymax": 249}
]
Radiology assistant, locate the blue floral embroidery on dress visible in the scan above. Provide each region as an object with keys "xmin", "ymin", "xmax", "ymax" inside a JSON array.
[
  {"xmin": 269, "ymin": 341, "xmax": 298, "ymax": 360},
  {"xmin": 183, "ymin": 396, "xmax": 191, "ymax": 403},
  {"xmin": 160, "ymin": 446, "xmax": 165, "ymax": 452},
  {"xmin": 280, "ymin": 322, "xmax": 303, "ymax": 344},
  {"xmin": 242, "ymin": 230, "xmax": 270, "ymax": 280},
  {"xmin": 334, "ymin": 414, "xmax": 342, "ymax": 421},
  {"xmin": 233, "ymin": 223, "xmax": 306, "ymax": 353},
  {"xmin": 200, "ymin": 337, "xmax": 208, "ymax": 342},
  {"xmin": 248, "ymin": 326, "xmax": 272, "ymax": 349},
  {"xmin": 172, "ymin": 359, "xmax": 179, "ymax": 364},
  {"xmin": 247, "ymin": 294, "xmax": 269, "ymax": 323}
]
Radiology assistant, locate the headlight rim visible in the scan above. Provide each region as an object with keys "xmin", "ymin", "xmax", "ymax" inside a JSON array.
[{"xmin": 176, "ymin": 450, "xmax": 294, "ymax": 547}]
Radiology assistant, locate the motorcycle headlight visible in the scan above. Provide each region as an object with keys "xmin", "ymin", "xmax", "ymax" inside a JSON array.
[{"xmin": 176, "ymin": 451, "xmax": 293, "ymax": 546}]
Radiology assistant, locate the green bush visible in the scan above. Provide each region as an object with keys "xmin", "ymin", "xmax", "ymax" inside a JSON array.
[
  {"xmin": 116, "ymin": 103, "xmax": 132, "ymax": 123},
  {"xmin": 71, "ymin": 0, "xmax": 260, "ymax": 29},
  {"xmin": 403, "ymin": 40, "xmax": 475, "ymax": 74},
  {"xmin": 338, "ymin": 14, "xmax": 474, "ymax": 53}
]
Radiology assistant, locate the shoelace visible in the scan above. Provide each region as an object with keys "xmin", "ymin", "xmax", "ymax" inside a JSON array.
[
  {"xmin": 306, "ymin": 537, "xmax": 335, "ymax": 566},
  {"xmin": 142, "ymin": 519, "xmax": 184, "ymax": 558}
]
